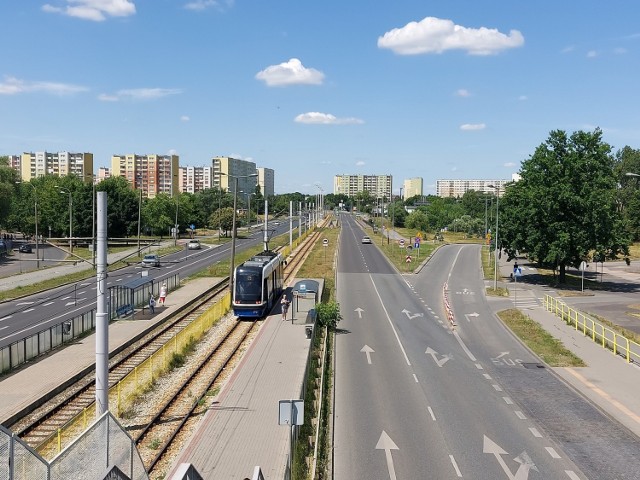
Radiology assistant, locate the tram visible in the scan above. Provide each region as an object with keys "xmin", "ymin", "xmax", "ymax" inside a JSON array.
[{"xmin": 232, "ymin": 250, "xmax": 284, "ymax": 318}]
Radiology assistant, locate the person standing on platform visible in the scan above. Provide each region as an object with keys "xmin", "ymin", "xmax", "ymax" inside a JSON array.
[
  {"xmin": 281, "ymin": 295, "xmax": 290, "ymax": 320},
  {"xmin": 149, "ymin": 294, "xmax": 156, "ymax": 314},
  {"xmin": 159, "ymin": 282, "xmax": 168, "ymax": 306}
]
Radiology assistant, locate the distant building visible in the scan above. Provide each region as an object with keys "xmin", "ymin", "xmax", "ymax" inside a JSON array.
[
  {"xmin": 257, "ymin": 167, "xmax": 274, "ymax": 197},
  {"xmin": 212, "ymin": 156, "xmax": 258, "ymax": 196},
  {"xmin": 96, "ymin": 167, "xmax": 111, "ymax": 183},
  {"xmin": 436, "ymin": 178, "xmax": 512, "ymax": 198},
  {"xmin": 111, "ymin": 154, "xmax": 179, "ymax": 198},
  {"xmin": 333, "ymin": 174, "xmax": 393, "ymax": 199},
  {"xmin": 19, "ymin": 151, "xmax": 93, "ymax": 182},
  {"xmin": 7, "ymin": 155, "xmax": 21, "ymax": 172},
  {"xmin": 179, "ymin": 166, "xmax": 213, "ymax": 194},
  {"xmin": 402, "ymin": 177, "xmax": 423, "ymax": 200}
]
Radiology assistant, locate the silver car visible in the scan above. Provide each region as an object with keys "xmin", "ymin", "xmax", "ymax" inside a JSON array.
[
  {"xmin": 187, "ymin": 240, "xmax": 201, "ymax": 250},
  {"xmin": 142, "ymin": 254, "xmax": 160, "ymax": 267}
]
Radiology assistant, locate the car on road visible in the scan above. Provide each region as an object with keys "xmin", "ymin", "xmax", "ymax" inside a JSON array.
[
  {"xmin": 361, "ymin": 236, "xmax": 372, "ymax": 244},
  {"xmin": 187, "ymin": 239, "xmax": 201, "ymax": 250},
  {"xmin": 141, "ymin": 254, "xmax": 160, "ymax": 267},
  {"xmin": 19, "ymin": 244, "xmax": 33, "ymax": 253}
]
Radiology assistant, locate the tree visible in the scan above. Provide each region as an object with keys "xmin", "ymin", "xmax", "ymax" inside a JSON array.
[
  {"xmin": 315, "ymin": 300, "xmax": 342, "ymax": 329},
  {"xmin": 97, "ymin": 177, "xmax": 140, "ymax": 237},
  {"xmin": 614, "ymin": 146, "xmax": 640, "ymax": 241},
  {"xmin": 405, "ymin": 210, "xmax": 429, "ymax": 232},
  {"xmin": 210, "ymin": 207, "xmax": 235, "ymax": 236},
  {"xmin": 499, "ymin": 129, "xmax": 629, "ymax": 283},
  {"xmin": 0, "ymin": 156, "xmax": 19, "ymax": 229}
]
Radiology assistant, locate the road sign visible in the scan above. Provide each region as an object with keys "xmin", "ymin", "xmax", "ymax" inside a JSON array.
[
  {"xmin": 399, "ymin": 239, "xmax": 405, "ymax": 248},
  {"xmin": 415, "ymin": 236, "xmax": 421, "ymax": 244},
  {"xmin": 579, "ymin": 261, "xmax": 588, "ymax": 271},
  {"xmin": 414, "ymin": 242, "xmax": 420, "ymax": 249},
  {"xmin": 416, "ymin": 231, "xmax": 423, "ymax": 239},
  {"xmin": 406, "ymin": 255, "xmax": 412, "ymax": 263},
  {"xmin": 322, "ymin": 238, "xmax": 329, "ymax": 247}
]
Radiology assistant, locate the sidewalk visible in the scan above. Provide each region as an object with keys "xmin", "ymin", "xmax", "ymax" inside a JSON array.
[{"xmin": 0, "ymin": 277, "xmax": 218, "ymax": 426}]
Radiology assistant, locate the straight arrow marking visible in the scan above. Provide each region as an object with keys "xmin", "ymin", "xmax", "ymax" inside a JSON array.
[
  {"xmin": 361, "ymin": 345, "xmax": 374, "ymax": 364},
  {"xmin": 355, "ymin": 307, "xmax": 364, "ymax": 318},
  {"xmin": 376, "ymin": 431, "xmax": 398, "ymax": 480}
]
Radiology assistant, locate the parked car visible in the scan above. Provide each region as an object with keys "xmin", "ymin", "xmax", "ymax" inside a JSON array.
[
  {"xmin": 19, "ymin": 244, "xmax": 33, "ymax": 253},
  {"xmin": 141, "ymin": 254, "xmax": 160, "ymax": 267},
  {"xmin": 187, "ymin": 239, "xmax": 201, "ymax": 250},
  {"xmin": 361, "ymin": 236, "xmax": 372, "ymax": 244}
]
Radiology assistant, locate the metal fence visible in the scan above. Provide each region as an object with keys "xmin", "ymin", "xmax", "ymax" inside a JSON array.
[
  {"xmin": 0, "ymin": 274, "xmax": 179, "ymax": 375},
  {"xmin": 0, "ymin": 425, "xmax": 49, "ymax": 480},
  {"xmin": 544, "ymin": 294, "xmax": 640, "ymax": 364}
]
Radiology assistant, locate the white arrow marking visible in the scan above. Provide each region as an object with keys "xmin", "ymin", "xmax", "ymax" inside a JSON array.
[
  {"xmin": 495, "ymin": 352, "xmax": 510, "ymax": 359},
  {"xmin": 361, "ymin": 345, "xmax": 375, "ymax": 364},
  {"xmin": 376, "ymin": 431, "xmax": 399, "ymax": 480},
  {"xmin": 465, "ymin": 312, "xmax": 480, "ymax": 322},
  {"xmin": 483, "ymin": 435, "xmax": 537, "ymax": 480},
  {"xmin": 402, "ymin": 309, "xmax": 424, "ymax": 320},
  {"xmin": 355, "ymin": 307, "xmax": 364, "ymax": 318},
  {"xmin": 425, "ymin": 347, "xmax": 452, "ymax": 367}
]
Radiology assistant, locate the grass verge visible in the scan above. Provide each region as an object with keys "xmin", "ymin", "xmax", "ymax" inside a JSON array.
[{"xmin": 497, "ymin": 308, "xmax": 585, "ymax": 367}]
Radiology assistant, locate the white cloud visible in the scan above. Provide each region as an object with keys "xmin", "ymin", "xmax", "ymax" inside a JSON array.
[
  {"xmin": 455, "ymin": 89, "xmax": 471, "ymax": 97},
  {"xmin": 504, "ymin": 162, "xmax": 515, "ymax": 167},
  {"xmin": 378, "ymin": 17, "xmax": 524, "ymax": 56},
  {"xmin": 180, "ymin": 115, "xmax": 190, "ymax": 122},
  {"xmin": 256, "ymin": 58, "xmax": 325, "ymax": 86},
  {"xmin": 460, "ymin": 123, "xmax": 486, "ymax": 131},
  {"xmin": 184, "ymin": 0, "xmax": 234, "ymax": 11},
  {"xmin": 518, "ymin": 95, "xmax": 528, "ymax": 101},
  {"xmin": 0, "ymin": 76, "xmax": 88, "ymax": 95},
  {"xmin": 98, "ymin": 87, "xmax": 182, "ymax": 101},
  {"xmin": 42, "ymin": 0, "xmax": 136, "ymax": 22},
  {"xmin": 294, "ymin": 112, "xmax": 364, "ymax": 125},
  {"xmin": 587, "ymin": 50, "xmax": 598, "ymax": 58},
  {"xmin": 355, "ymin": 161, "xmax": 366, "ymax": 166}
]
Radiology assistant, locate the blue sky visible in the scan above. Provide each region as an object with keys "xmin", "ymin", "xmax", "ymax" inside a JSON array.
[{"xmin": 1, "ymin": 1, "xmax": 639, "ymax": 195}]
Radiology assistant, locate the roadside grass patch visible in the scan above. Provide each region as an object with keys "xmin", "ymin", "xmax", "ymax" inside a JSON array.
[{"xmin": 498, "ymin": 309, "xmax": 585, "ymax": 367}]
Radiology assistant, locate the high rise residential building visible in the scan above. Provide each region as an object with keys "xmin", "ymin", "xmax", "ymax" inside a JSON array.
[
  {"xmin": 111, "ymin": 154, "xmax": 179, "ymax": 198},
  {"xmin": 96, "ymin": 167, "xmax": 111, "ymax": 183},
  {"xmin": 436, "ymin": 178, "xmax": 511, "ymax": 198},
  {"xmin": 7, "ymin": 155, "xmax": 21, "ymax": 172},
  {"xmin": 333, "ymin": 174, "xmax": 393, "ymax": 199},
  {"xmin": 212, "ymin": 156, "xmax": 258, "ymax": 196},
  {"xmin": 19, "ymin": 151, "xmax": 93, "ymax": 181},
  {"xmin": 402, "ymin": 177, "xmax": 423, "ymax": 200},
  {"xmin": 257, "ymin": 167, "xmax": 274, "ymax": 197},
  {"xmin": 179, "ymin": 166, "xmax": 213, "ymax": 193}
]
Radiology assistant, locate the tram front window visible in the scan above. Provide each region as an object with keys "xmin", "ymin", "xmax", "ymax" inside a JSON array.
[{"xmin": 235, "ymin": 272, "xmax": 262, "ymax": 302}]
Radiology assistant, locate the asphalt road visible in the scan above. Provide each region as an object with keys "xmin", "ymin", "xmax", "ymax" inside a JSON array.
[
  {"xmin": 0, "ymin": 241, "xmax": 68, "ymax": 277},
  {"xmin": 0, "ymin": 221, "xmax": 298, "ymax": 349},
  {"xmin": 333, "ymin": 214, "xmax": 640, "ymax": 479}
]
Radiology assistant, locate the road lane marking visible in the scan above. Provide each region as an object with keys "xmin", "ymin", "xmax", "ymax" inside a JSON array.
[
  {"xmin": 369, "ymin": 275, "xmax": 411, "ymax": 366},
  {"xmin": 492, "ymin": 384, "xmax": 503, "ymax": 392},
  {"xmin": 0, "ymin": 315, "xmax": 13, "ymax": 322},
  {"xmin": 412, "ymin": 374, "xmax": 418, "ymax": 383},
  {"xmin": 483, "ymin": 373, "xmax": 492, "ymax": 380},
  {"xmin": 43, "ymin": 302, "xmax": 54, "ymax": 306},
  {"xmin": 529, "ymin": 427, "xmax": 542, "ymax": 438},
  {"xmin": 16, "ymin": 301, "xmax": 34, "ymax": 306},
  {"xmin": 515, "ymin": 411, "xmax": 527, "ymax": 420},
  {"xmin": 428, "ymin": 407, "xmax": 436, "ymax": 421},
  {"xmin": 545, "ymin": 447, "xmax": 561, "ymax": 459},
  {"xmin": 565, "ymin": 471, "xmax": 580, "ymax": 480},
  {"xmin": 503, "ymin": 397, "xmax": 514, "ymax": 405},
  {"xmin": 453, "ymin": 330, "xmax": 477, "ymax": 362},
  {"xmin": 475, "ymin": 363, "xmax": 483, "ymax": 369},
  {"xmin": 449, "ymin": 455, "xmax": 462, "ymax": 477}
]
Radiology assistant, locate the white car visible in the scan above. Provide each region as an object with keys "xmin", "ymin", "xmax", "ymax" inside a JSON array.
[
  {"xmin": 141, "ymin": 254, "xmax": 160, "ymax": 267},
  {"xmin": 361, "ymin": 236, "xmax": 372, "ymax": 244},
  {"xmin": 187, "ymin": 239, "xmax": 201, "ymax": 250}
]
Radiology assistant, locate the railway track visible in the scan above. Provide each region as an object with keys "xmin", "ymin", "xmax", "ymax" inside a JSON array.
[{"xmin": 10, "ymin": 226, "xmax": 323, "ymax": 472}]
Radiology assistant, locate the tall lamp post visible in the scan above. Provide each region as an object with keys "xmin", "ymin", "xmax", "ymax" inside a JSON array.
[
  {"xmin": 229, "ymin": 173, "xmax": 259, "ymax": 297},
  {"xmin": 488, "ymin": 184, "xmax": 500, "ymax": 290},
  {"xmin": 17, "ymin": 182, "xmax": 39, "ymax": 268},
  {"xmin": 58, "ymin": 189, "xmax": 73, "ymax": 253}
]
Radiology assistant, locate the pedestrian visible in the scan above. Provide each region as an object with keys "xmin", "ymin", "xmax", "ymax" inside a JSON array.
[
  {"xmin": 159, "ymin": 282, "xmax": 167, "ymax": 306},
  {"xmin": 281, "ymin": 295, "xmax": 290, "ymax": 320},
  {"xmin": 149, "ymin": 294, "xmax": 156, "ymax": 314}
]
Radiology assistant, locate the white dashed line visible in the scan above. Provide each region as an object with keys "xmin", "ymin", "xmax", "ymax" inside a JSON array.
[
  {"xmin": 483, "ymin": 373, "xmax": 492, "ymax": 380},
  {"xmin": 503, "ymin": 397, "xmax": 514, "ymax": 405},
  {"xmin": 492, "ymin": 384, "xmax": 503, "ymax": 391},
  {"xmin": 529, "ymin": 427, "xmax": 542, "ymax": 438},
  {"xmin": 565, "ymin": 471, "xmax": 580, "ymax": 480},
  {"xmin": 428, "ymin": 407, "xmax": 436, "ymax": 421},
  {"xmin": 546, "ymin": 447, "xmax": 561, "ymax": 459},
  {"xmin": 475, "ymin": 363, "xmax": 483, "ymax": 370},
  {"xmin": 449, "ymin": 455, "xmax": 462, "ymax": 477},
  {"xmin": 23, "ymin": 308, "xmax": 35, "ymax": 313},
  {"xmin": 0, "ymin": 315, "xmax": 13, "ymax": 322},
  {"xmin": 413, "ymin": 374, "xmax": 418, "ymax": 383},
  {"xmin": 515, "ymin": 411, "xmax": 527, "ymax": 420},
  {"xmin": 43, "ymin": 302, "xmax": 54, "ymax": 306}
]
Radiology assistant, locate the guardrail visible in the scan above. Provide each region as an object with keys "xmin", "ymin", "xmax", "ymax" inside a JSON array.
[
  {"xmin": 0, "ymin": 274, "xmax": 179, "ymax": 375},
  {"xmin": 544, "ymin": 294, "xmax": 640, "ymax": 364}
]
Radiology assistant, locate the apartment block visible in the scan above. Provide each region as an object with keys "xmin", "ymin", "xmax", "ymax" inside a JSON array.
[
  {"xmin": 20, "ymin": 151, "xmax": 93, "ymax": 181},
  {"xmin": 111, "ymin": 154, "xmax": 179, "ymax": 198},
  {"xmin": 436, "ymin": 178, "xmax": 511, "ymax": 198},
  {"xmin": 333, "ymin": 174, "xmax": 393, "ymax": 199},
  {"xmin": 402, "ymin": 177, "xmax": 423, "ymax": 200},
  {"xmin": 257, "ymin": 167, "xmax": 274, "ymax": 197},
  {"xmin": 212, "ymin": 156, "xmax": 258, "ymax": 196},
  {"xmin": 7, "ymin": 155, "xmax": 21, "ymax": 172},
  {"xmin": 96, "ymin": 167, "xmax": 111, "ymax": 183},
  {"xmin": 179, "ymin": 166, "xmax": 213, "ymax": 194}
]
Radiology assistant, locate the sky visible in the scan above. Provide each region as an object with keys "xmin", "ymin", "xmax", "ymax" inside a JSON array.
[{"xmin": 1, "ymin": 1, "xmax": 639, "ymax": 195}]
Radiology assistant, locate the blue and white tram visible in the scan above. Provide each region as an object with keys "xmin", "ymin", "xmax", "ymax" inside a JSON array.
[{"xmin": 232, "ymin": 250, "xmax": 284, "ymax": 318}]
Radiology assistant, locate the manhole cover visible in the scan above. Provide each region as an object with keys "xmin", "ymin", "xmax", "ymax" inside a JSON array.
[{"xmin": 521, "ymin": 363, "xmax": 545, "ymax": 369}]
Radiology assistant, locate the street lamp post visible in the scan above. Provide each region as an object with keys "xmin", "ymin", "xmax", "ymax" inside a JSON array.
[
  {"xmin": 229, "ymin": 173, "xmax": 258, "ymax": 297},
  {"xmin": 17, "ymin": 182, "xmax": 39, "ymax": 268},
  {"xmin": 59, "ymin": 189, "xmax": 73, "ymax": 253},
  {"xmin": 488, "ymin": 184, "xmax": 500, "ymax": 290}
]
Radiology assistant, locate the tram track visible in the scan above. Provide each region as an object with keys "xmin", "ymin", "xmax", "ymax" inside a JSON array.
[{"xmin": 10, "ymin": 226, "xmax": 323, "ymax": 472}]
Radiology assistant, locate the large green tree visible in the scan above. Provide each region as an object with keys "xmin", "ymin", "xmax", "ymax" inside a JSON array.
[
  {"xmin": 614, "ymin": 146, "xmax": 640, "ymax": 241},
  {"xmin": 499, "ymin": 129, "xmax": 629, "ymax": 282}
]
